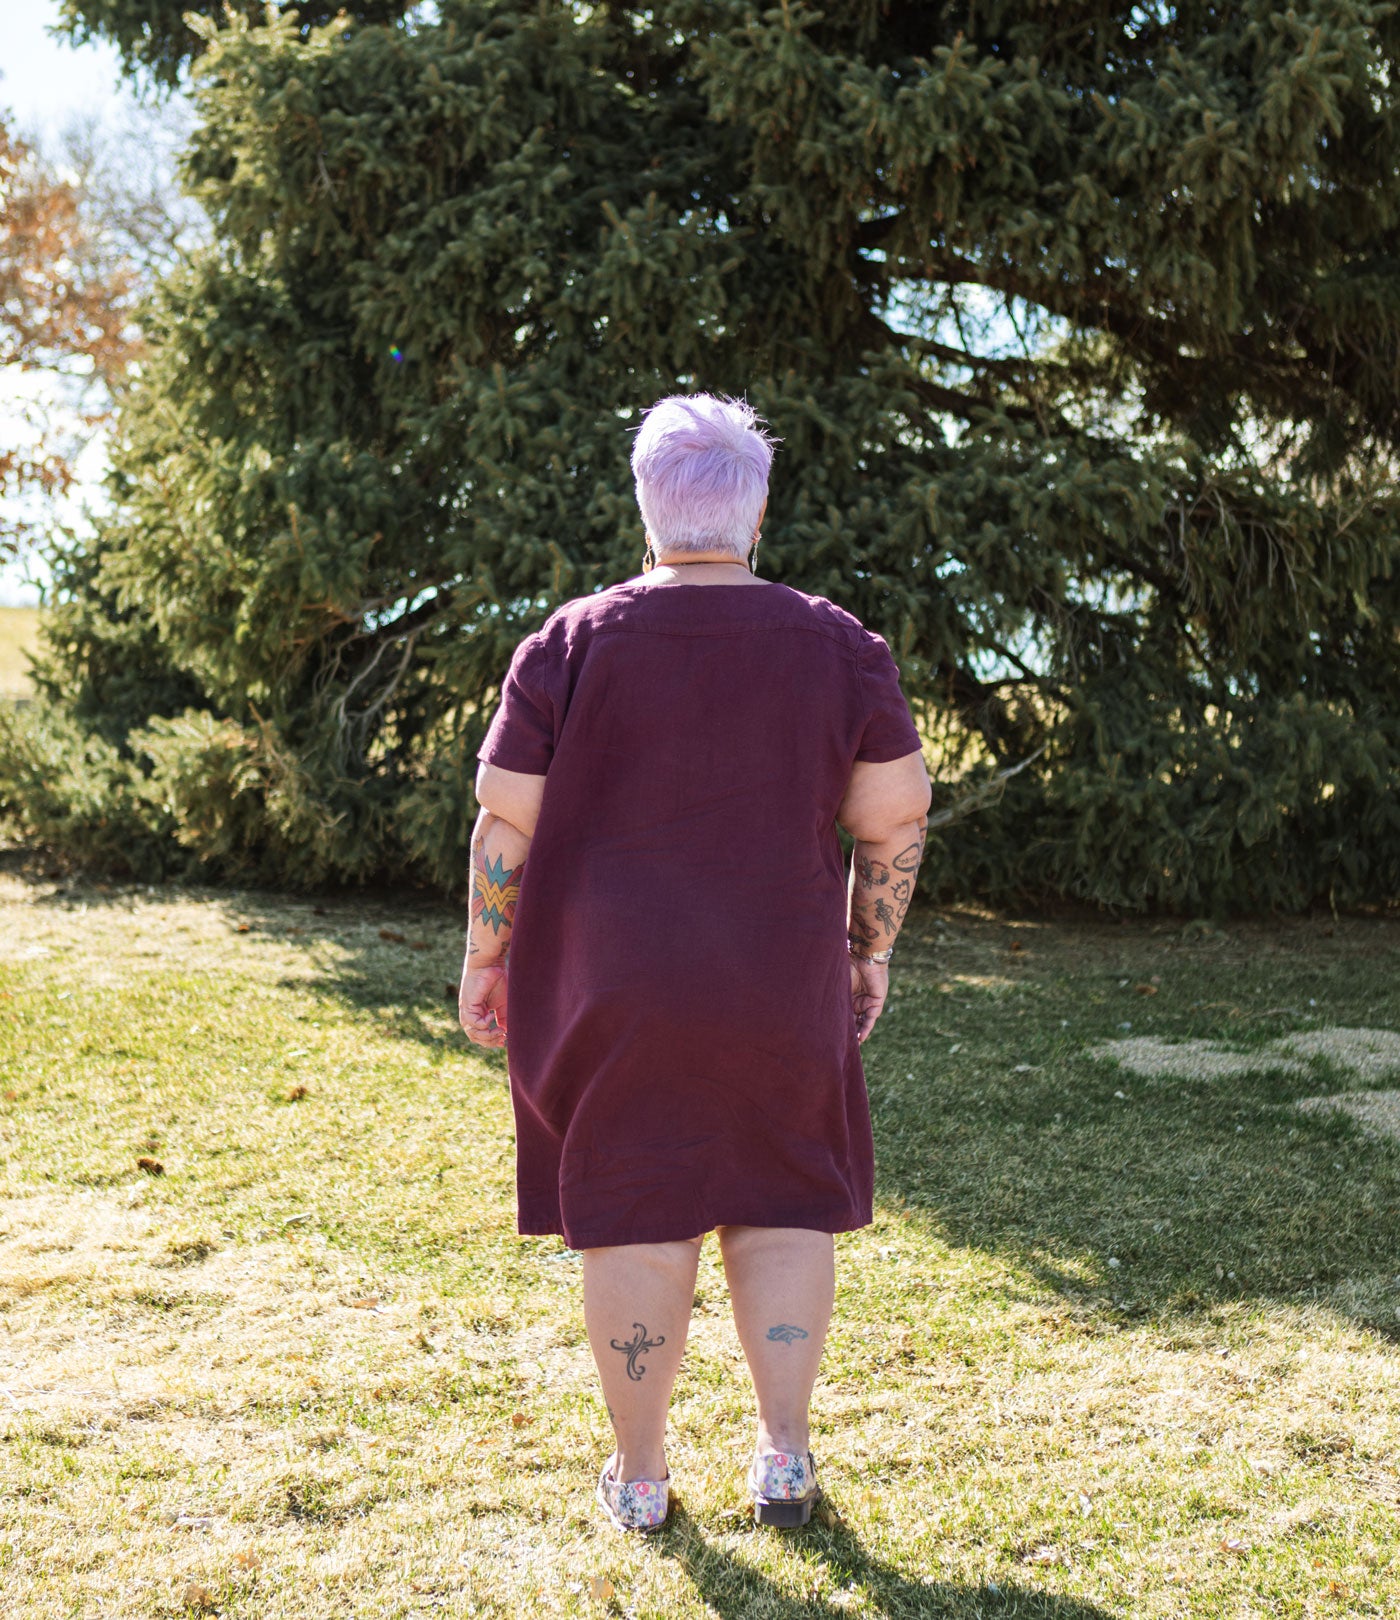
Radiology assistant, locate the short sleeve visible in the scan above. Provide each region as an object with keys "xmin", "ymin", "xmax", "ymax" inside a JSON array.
[
  {"xmin": 477, "ymin": 632, "xmax": 557, "ymax": 775},
  {"xmin": 855, "ymin": 632, "xmax": 923, "ymax": 763}
]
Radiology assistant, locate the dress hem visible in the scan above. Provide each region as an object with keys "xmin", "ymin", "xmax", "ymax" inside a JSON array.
[{"xmin": 516, "ymin": 1206, "xmax": 873, "ymax": 1248}]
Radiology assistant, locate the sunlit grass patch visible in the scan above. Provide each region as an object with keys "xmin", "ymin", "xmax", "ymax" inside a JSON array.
[{"xmin": 0, "ymin": 606, "xmax": 41, "ymax": 701}]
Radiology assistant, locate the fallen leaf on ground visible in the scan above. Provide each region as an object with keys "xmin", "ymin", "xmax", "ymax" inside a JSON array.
[
  {"xmin": 349, "ymin": 1295, "xmax": 380, "ymax": 1309},
  {"xmin": 379, "ymin": 928, "xmax": 407, "ymax": 943},
  {"xmin": 180, "ymin": 1581, "xmax": 218, "ymax": 1610},
  {"xmin": 1134, "ymin": 982, "xmax": 1159, "ymax": 995},
  {"xmin": 231, "ymin": 1550, "xmax": 262, "ymax": 1571},
  {"xmin": 588, "ymin": 1575, "xmax": 615, "ymax": 1601},
  {"xmin": 1218, "ymin": 1537, "xmax": 1250, "ymax": 1555},
  {"xmin": 136, "ymin": 1156, "xmax": 164, "ymax": 1175}
]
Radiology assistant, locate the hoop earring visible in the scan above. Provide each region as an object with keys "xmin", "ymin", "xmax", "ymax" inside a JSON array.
[{"xmin": 642, "ymin": 541, "xmax": 655, "ymax": 574}]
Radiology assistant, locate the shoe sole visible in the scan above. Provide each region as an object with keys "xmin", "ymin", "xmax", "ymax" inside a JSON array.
[{"xmin": 753, "ymin": 1493, "xmax": 816, "ymax": 1528}]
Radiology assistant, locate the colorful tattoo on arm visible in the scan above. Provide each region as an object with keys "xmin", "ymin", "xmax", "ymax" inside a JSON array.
[{"xmin": 471, "ymin": 846, "xmax": 524, "ymax": 935}]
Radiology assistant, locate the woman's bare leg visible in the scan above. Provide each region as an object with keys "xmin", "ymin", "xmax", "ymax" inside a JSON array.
[
  {"xmin": 716, "ymin": 1225, "xmax": 835, "ymax": 1455},
  {"xmin": 581, "ymin": 1236, "xmax": 703, "ymax": 1483}
]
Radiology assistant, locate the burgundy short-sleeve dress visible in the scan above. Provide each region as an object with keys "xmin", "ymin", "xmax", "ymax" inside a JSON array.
[{"xmin": 477, "ymin": 579, "xmax": 922, "ymax": 1249}]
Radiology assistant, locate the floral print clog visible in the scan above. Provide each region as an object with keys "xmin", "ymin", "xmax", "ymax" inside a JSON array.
[
  {"xmin": 596, "ymin": 1455, "xmax": 672, "ymax": 1533},
  {"xmin": 748, "ymin": 1448, "xmax": 820, "ymax": 1527}
]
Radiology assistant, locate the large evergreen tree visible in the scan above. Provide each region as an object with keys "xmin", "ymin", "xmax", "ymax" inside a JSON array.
[{"xmin": 7, "ymin": 0, "xmax": 1400, "ymax": 908}]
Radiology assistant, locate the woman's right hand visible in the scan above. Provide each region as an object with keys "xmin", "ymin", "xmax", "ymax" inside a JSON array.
[
  {"xmin": 459, "ymin": 960, "xmax": 509, "ymax": 1048},
  {"xmin": 849, "ymin": 955, "xmax": 889, "ymax": 1045}
]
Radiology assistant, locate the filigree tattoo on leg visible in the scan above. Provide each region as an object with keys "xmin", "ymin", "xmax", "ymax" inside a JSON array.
[
  {"xmin": 610, "ymin": 1322, "xmax": 666, "ymax": 1381},
  {"xmin": 766, "ymin": 1324, "xmax": 810, "ymax": 1343}
]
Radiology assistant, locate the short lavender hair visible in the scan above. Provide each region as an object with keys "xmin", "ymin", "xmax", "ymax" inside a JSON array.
[{"xmin": 630, "ymin": 394, "xmax": 777, "ymax": 557}]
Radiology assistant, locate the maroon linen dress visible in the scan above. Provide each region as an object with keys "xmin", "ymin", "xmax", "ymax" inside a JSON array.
[{"xmin": 476, "ymin": 578, "xmax": 922, "ymax": 1249}]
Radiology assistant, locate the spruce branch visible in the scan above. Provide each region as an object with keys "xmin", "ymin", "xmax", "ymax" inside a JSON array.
[{"xmin": 927, "ymin": 744, "xmax": 1048, "ymax": 831}]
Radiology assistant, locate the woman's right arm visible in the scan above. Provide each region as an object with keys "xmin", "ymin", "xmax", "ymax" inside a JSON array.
[
  {"xmin": 458, "ymin": 762, "xmax": 546, "ymax": 1049},
  {"xmin": 836, "ymin": 750, "xmax": 933, "ymax": 1043}
]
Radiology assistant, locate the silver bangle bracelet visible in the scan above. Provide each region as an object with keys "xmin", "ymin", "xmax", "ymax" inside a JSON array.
[{"xmin": 848, "ymin": 942, "xmax": 894, "ymax": 964}]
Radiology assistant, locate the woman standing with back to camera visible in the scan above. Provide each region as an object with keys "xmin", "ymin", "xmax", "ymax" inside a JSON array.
[{"xmin": 459, "ymin": 395, "xmax": 931, "ymax": 1533}]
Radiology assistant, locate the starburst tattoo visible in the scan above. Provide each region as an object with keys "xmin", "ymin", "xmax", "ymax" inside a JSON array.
[{"xmin": 471, "ymin": 846, "xmax": 523, "ymax": 934}]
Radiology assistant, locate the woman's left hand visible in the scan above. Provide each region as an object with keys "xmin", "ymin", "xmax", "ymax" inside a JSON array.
[
  {"xmin": 849, "ymin": 955, "xmax": 889, "ymax": 1045},
  {"xmin": 459, "ymin": 960, "xmax": 509, "ymax": 1048}
]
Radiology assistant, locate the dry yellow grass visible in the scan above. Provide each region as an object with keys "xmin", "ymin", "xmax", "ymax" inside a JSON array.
[
  {"xmin": 2, "ymin": 856, "xmax": 1399, "ymax": 1617},
  {"xmin": 0, "ymin": 606, "xmax": 41, "ymax": 700}
]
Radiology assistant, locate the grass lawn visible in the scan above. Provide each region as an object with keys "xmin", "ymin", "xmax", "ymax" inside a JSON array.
[
  {"xmin": 0, "ymin": 607, "xmax": 42, "ymax": 700},
  {"xmin": 1, "ymin": 846, "xmax": 1397, "ymax": 1618}
]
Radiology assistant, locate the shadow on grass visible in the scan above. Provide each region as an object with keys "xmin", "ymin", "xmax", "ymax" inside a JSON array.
[
  {"xmin": 656, "ymin": 1502, "xmax": 1113, "ymax": 1620},
  {"xmin": 866, "ymin": 912, "xmax": 1400, "ymax": 1342}
]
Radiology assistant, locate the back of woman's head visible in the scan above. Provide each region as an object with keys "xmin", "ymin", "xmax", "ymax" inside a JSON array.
[{"xmin": 631, "ymin": 394, "xmax": 777, "ymax": 556}]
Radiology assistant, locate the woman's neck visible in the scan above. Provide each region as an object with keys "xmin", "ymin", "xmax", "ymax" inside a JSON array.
[{"xmin": 655, "ymin": 553, "xmax": 747, "ymax": 569}]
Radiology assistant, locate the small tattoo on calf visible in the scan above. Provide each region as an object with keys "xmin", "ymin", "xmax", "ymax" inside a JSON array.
[
  {"xmin": 766, "ymin": 1323, "xmax": 810, "ymax": 1343},
  {"xmin": 610, "ymin": 1322, "xmax": 666, "ymax": 1381}
]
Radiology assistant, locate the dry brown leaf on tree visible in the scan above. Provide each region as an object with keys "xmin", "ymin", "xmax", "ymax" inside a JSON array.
[{"xmin": 0, "ymin": 117, "xmax": 139, "ymax": 558}]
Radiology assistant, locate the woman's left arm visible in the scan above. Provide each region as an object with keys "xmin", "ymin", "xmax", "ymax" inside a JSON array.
[{"xmin": 458, "ymin": 763, "xmax": 546, "ymax": 1048}]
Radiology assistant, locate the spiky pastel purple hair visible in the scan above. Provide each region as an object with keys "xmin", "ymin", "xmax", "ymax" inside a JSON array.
[{"xmin": 630, "ymin": 394, "xmax": 777, "ymax": 557}]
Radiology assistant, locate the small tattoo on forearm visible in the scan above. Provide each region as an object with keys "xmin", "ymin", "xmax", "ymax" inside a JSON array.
[
  {"xmin": 766, "ymin": 1323, "xmax": 810, "ymax": 1343},
  {"xmin": 856, "ymin": 855, "xmax": 890, "ymax": 887},
  {"xmin": 874, "ymin": 897, "xmax": 898, "ymax": 933},
  {"xmin": 606, "ymin": 1402, "xmax": 616, "ymax": 1423},
  {"xmin": 892, "ymin": 838, "xmax": 923, "ymax": 873},
  {"xmin": 610, "ymin": 1322, "xmax": 665, "ymax": 1381}
]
